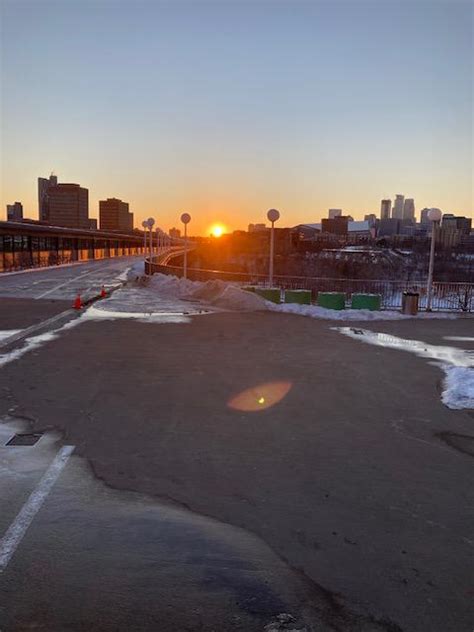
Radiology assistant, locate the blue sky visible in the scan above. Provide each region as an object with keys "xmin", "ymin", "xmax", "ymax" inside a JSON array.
[{"xmin": 1, "ymin": 0, "xmax": 472, "ymax": 233}]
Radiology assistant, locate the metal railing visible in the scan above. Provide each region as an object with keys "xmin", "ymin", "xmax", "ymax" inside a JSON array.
[{"xmin": 145, "ymin": 260, "xmax": 474, "ymax": 312}]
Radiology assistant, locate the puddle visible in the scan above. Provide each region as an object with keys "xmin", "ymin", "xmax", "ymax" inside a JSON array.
[{"xmin": 335, "ymin": 327, "xmax": 474, "ymax": 410}]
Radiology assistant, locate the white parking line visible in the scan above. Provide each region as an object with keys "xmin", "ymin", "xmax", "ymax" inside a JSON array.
[{"xmin": 0, "ymin": 445, "xmax": 75, "ymax": 571}]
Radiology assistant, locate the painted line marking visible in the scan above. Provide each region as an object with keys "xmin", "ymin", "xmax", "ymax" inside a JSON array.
[
  {"xmin": 0, "ymin": 445, "xmax": 75, "ymax": 572},
  {"xmin": 35, "ymin": 266, "xmax": 105, "ymax": 299},
  {"xmin": 0, "ymin": 310, "xmax": 74, "ymax": 350}
]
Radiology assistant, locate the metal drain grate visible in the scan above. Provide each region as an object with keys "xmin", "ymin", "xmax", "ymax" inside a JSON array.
[{"xmin": 6, "ymin": 433, "xmax": 43, "ymax": 446}]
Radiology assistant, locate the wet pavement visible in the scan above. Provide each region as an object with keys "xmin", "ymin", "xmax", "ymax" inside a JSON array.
[{"xmin": 0, "ymin": 417, "xmax": 318, "ymax": 632}]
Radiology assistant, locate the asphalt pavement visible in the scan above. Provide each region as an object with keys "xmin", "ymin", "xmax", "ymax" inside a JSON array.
[{"xmin": 0, "ymin": 262, "xmax": 473, "ymax": 632}]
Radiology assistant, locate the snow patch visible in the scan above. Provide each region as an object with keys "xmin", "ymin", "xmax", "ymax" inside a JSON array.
[
  {"xmin": 270, "ymin": 302, "xmax": 457, "ymax": 321},
  {"xmin": 336, "ymin": 326, "xmax": 474, "ymax": 410},
  {"xmin": 0, "ymin": 330, "xmax": 23, "ymax": 341},
  {"xmin": 442, "ymin": 367, "xmax": 474, "ymax": 410},
  {"xmin": 83, "ymin": 305, "xmax": 191, "ymax": 324}
]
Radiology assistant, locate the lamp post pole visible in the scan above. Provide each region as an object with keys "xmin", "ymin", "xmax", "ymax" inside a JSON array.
[
  {"xmin": 141, "ymin": 220, "xmax": 149, "ymax": 271},
  {"xmin": 426, "ymin": 208, "xmax": 442, "ymax": 311},
  {"xmin": 147, "ymin": 217, "xmax": 155, "ymax": 274},
  {"xmin": 180, "ymin": 213, "xmax": 191, "ymax": 280},
  {"xmin": 267, "ymin": 209, "xmax": 280, "ymax": 287}
]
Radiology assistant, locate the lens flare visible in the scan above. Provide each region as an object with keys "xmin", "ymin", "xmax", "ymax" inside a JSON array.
[{"xmin": 228, "ymin": 381, "xmax": 292, "ymax": 412}]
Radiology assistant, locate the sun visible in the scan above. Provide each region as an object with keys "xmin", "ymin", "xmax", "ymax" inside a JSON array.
[{"xmin": 210, "ymin": 224, "xmax": 225, "ymax": 238}]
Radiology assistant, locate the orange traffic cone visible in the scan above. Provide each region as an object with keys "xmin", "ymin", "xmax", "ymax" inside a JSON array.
[
  {"xmin": 73, "ymin": 293, "xmax": 83, "ymax": 310},
  {"xmin": 100, "ymin": 286, "xmax": 107, "ymax": 298}
]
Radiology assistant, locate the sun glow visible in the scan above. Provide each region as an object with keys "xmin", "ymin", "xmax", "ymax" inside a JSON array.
[{"xmin": 210, "ymin": 224, "xmax": 225, "ymax": 238}]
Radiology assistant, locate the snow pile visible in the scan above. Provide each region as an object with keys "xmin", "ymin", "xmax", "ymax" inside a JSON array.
[
  {"xmin": 147, "ymin": 273, "xmax": 198, "ymax": 297},
  {"xmin": 210, "ymin": 285, "xmax": 268, "ymax": 311},
  {"xmin": 120, "ymin": 273, "xmax": 461, "ymax": 320},
  {"xmin": 336, "ymin": 326, "xmax": 474, "ymax": 410},
  {"xmin": 188, "ymin": 279, "xmax": 228, "ymax": 301},
  {"xmin": 145, "ymin": 274, "xmax": 268, "ymax": 311}
]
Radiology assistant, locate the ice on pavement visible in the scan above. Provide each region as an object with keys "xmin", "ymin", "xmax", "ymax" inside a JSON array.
[{"xmin": 336, "ymin": 326, "xmax": 474, "ymax": 410}]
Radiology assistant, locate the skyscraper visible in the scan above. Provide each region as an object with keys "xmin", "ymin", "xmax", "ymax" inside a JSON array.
[
  {"xmin": 38, "ymin": 174, "xmax": 58, "ymax": 222},
  {"xmin": 48, "ymin": 183, "xmax": 89, "ymax": 229},
  {"xmin": 420, "ymin": 208, "xmax": 431, "ymax": 224},
  {"xmin": 328, "ymin": 208, "xmax": 342, "ymax": 219},
  {"xmin": 403, "ymin": 198, "xmax": 415, "ymax": 222},
  {"xmin": 99, "ymin": 198, "xmax": 134, "ymax": 231},
  {"xmin": 392, "ymin": 195, "xmax": 405, "ymax": 219},
  {"xmin": 380, "ymin": 199, "xmax": 391, "ymax": 220},
  {"xmin": 6, "ymin": 202, "xmax": 23, "ymax": 221}
]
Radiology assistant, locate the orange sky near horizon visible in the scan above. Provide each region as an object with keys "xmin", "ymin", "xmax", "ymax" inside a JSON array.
[
  {"xmin": 1, "ymin": 1, "xmax": 472, "ymax": 235},
  {"xmin": 2, "ymin": 166, "xmax": 472, "ymax": 236}
]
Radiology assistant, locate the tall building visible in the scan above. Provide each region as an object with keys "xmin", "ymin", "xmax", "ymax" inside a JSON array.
[
  {"xmin": 403, "ymin": 198, "xmax": 415, "ymax": 222},
  {"xmin": 38, "ymin": 174, "xmax": 58, "ymax": 222},
  {"xmin": 322, "ymin": 216, "xmax": 349, "ymax": 235},
  {"xmin": 6, "ymin": 202, "xmax": 23, "ymax": 221},
  {"xmin": 99, "ymin": 198, "xmax": 133, "ymax": 231},
  {"xmin": 380, "ymin": 199, "xmax": 392, "ymax": 220},
  {"xmin": 392, "ymin": 195, "xmax": 405, "ymax": 219},
  {"xmin": 420, "ymin": 208, "xmax": 431, "ymax": 224},
  {"xmin": 364, "ymin": 213, "xmax": 377, "ymax": 226},
  {"xmin": 48, "ymin": 184, "xmax": 90, "ymax": 229},
  {"xmin": 328, "ymin": 208, "xmax": 342, "ymax": 219},
  {"xmin": 378, "ymin": 218, "xmax": 400, "ymax": 236},
  {"xmin": 442, "ymin": 214, "xmax": 472, "ymax": 235}
]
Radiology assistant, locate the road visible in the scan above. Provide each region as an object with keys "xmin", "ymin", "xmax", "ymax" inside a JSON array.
[
  {"xmin": 0, "ymin": 259, "xmax": 473, "ymax": 632},
  {"xmin": 0, "ymin": 256, "xmax": 142, "ymax": 303}
]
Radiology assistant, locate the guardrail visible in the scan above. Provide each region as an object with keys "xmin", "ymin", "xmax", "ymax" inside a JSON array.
[{"xmin": 145, "ymin": 259, "xmax": 474, "ymax": 312}]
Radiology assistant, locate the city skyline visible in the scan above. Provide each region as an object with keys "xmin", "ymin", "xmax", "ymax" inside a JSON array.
[{"xmin": 1, "ymin": 0, "xmax": 472, "ymax": 234}]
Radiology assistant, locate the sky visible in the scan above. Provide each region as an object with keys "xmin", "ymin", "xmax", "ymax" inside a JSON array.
[{"xmin": 1, "ymin": 0, "xmax": 472, "ymax": 235}]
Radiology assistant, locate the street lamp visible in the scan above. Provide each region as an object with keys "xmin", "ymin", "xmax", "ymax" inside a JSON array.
[
  {"xmin": 141, "ymin": 220, "xmax": 148, "ymax": 269},
  {"xmin": 147, "ymin": 216, "xmax": 155, "ymax": 254},
  {"xmin": 147, "ymin": 217, "xmax": 155, "ymax": 273},
  {"xmin": 267, "ymin": 208, "xmax": 280, "ymax": 287},
  {"xmin": 426, "ymin": 208, "xmax": 442, "ymax": 311},
  {"xmin": 155, "ymin": 228, "xmax": 162, "ymax": 255},
  {"xmin": 180, "ymin": 212, "xmax": 191, "ymax": 280}
]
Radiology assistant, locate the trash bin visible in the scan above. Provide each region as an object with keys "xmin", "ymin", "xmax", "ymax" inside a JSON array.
[{"xmin": 402, "ymin": 291, "xmax": 419, "ymax": 315}]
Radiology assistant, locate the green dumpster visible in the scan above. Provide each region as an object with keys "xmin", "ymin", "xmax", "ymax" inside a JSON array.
[
  {"xmin": 255, "ymin": 287, "xmax": 281, "ymax": 304},
  {"xmin": 317, "ymin": 292, "xmax": 345, "ymax": 310},
  {"xmin": 351, "ymin": 293, "xmax": 382, "ymax": 311},
  {"xmin": 284, "ymin": 289, "xmax": 311, "ymax": 305}
]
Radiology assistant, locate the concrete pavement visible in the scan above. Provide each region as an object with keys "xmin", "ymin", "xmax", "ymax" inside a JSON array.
[{"xmin": 0, "ymin": 256, "xmax": 141, "ymax": 302}]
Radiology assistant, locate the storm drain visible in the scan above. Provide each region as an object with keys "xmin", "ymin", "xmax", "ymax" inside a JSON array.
[{"xmin": 6, "ymin": 432, "xmax": 43, "ymax": 446}]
